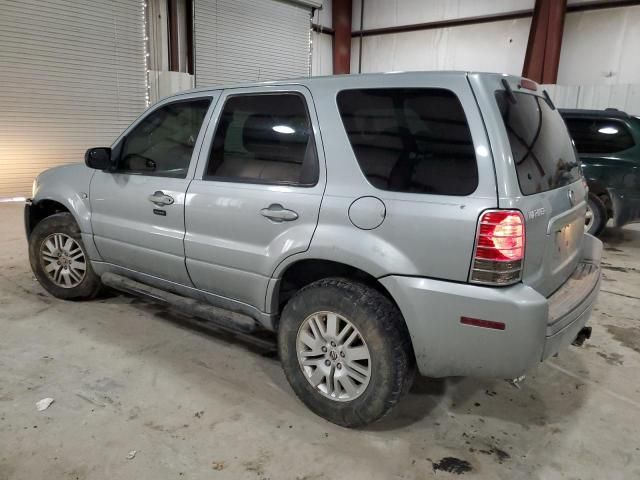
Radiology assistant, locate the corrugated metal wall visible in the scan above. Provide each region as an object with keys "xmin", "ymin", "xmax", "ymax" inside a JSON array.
[
  {"xmin": 545, "ymin": 84, "xmax": 640, "ymax": 116},
  {"xmin": 194, "ymin": 0, "xmax": 312, "ymax": 86},
  {"xmin": 558, "ymin": 6, "xmax": 640, "ymax": 86},
  {"xmin": 347, "ymin": 0, "xmax": 640, "ymax": 89},
  {"xmin": 349, "ymin": 17, "xmax": 531, "ymax": 75},
  {"xmin": 0, "ymin": 0, "xmax": 147, "ymax": 198}
]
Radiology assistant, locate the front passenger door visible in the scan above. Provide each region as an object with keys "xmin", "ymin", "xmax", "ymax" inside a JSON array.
[{"xmin": 90, "ymin": 95, "xmax": 216, "ymax": 286}]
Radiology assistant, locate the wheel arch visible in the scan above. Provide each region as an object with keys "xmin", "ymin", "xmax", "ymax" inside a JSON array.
[
  {"xmin": 26, "ymin": 199, "xmax": 72, "ymax": 237},
  {"xmin": 585, "ymin": 179, "xmax": 613, "ymax": 217},
  {"xmin": 29, "ymin": 163, "xmax": 95, "ymax": 237},
  {"xmin": 28, "ymin": 191, "xmax": 100, "ymax": 261},
  {"xmin": 267, "ymin": 257, "xmax": 401, "ymax": 325}
]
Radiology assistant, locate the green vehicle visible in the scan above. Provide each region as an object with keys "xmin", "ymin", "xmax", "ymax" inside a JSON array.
[{"xmin": 561, "ymin": 108, "xmax": 640, "ymax": 236}]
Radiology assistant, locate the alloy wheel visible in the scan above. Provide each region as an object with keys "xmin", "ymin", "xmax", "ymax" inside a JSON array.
[
  {"xmin": 296, "ymin": 311, "xmax": 372, "ymax": 402},
  {"xmin": 584, "ymin": 203, "xmax": 594, "ymax": 232},
  {"xmin": 39, "ymin": 233, "xmax": 87, "ymax": 288}
]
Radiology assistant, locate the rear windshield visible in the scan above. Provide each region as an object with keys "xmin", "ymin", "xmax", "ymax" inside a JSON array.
[
  {"xmin": 496, "ymin": 91, "xmax": 581, "ymax": 195},
  {"xmin": 337, "ymin": 88, "xmax": 478, "ymax": 196}
]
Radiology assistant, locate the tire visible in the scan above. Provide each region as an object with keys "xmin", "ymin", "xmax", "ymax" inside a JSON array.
[
  {"xmin": 29, "ymin": 212, "xmax": 103, "ymax": 300},
  {"xmin": 585, "ymin": 193, "xmax": 607, "ymax": 237},
  {"xmin": 278, "ymin": 278, "xmax": 415, "ymax": 428}
]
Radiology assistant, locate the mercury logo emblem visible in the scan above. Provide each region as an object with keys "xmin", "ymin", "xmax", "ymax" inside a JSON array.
[
  {"xmin": 568, "ymin": 189, "xmax": 576, "ymax": 206},
  {"xmin": 329, "ymin": 351, "xmax": 338, "ymax": 361}
]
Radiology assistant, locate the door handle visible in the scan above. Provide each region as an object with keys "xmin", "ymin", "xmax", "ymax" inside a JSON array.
[
  {"xmin": 260, "ymin": 204, "xmax": 299, "ymax": 222},
  {"xmin": 148, "ymin": 191, "xmax": 174, "ymax": 207}
]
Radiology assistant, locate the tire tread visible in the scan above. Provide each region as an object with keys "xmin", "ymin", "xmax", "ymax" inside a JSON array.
[
  {"xmin": 29, "ymin": 212, "xmax": 103, "ymax": 300},
  {"xmin": 278, "ymin": 277, "xmax": 415, "ymax": 427}
]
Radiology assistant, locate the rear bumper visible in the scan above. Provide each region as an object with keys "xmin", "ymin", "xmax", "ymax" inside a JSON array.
[{"xmin": 381, "ymin": 234, "xmax": 603, "ymax": 379}]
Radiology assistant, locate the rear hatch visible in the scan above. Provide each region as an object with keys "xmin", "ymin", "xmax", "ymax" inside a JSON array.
[{"xmin": 471, "ymin": 74, "xmax": 586, "ymax": 297}]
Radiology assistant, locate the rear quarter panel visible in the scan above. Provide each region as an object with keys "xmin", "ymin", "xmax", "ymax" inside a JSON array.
[{"xmin": 272, "ymin": 73, "xmax": 497, "ymax": 284}]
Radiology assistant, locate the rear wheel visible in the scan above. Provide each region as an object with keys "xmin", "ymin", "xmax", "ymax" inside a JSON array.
[
  {"xmin": 29, "ymin": 213, "xmax": 103, "ymax": 300},
  {"xmin": 585, "ymin": 193, "xmax": 607, "ymax": 236},
  {"xmin": 278, "ymin": 278, "xmax": 414, "ymax": 427}
]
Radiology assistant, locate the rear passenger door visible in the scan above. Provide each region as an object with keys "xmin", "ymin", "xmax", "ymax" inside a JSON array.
[{"xmin": 184, "ymin": 86, "xmax": 325, "ymax": 312}]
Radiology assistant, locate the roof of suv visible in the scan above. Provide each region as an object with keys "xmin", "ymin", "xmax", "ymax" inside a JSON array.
[
  {"xmin": 559, "ymin": 108, "xmax": 631, "ymax": 119},
  {"xmin": 169, "ymin": 70, "xmax": 512, "ymax": 99}
]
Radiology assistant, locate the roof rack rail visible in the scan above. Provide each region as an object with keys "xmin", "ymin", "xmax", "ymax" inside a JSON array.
[{"xmin": 558, "ymin": 107, "xmax": 630, "ymax": 119}]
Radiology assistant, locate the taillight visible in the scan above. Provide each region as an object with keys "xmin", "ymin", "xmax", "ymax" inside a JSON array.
[{"xmin": 470, "ymin": 210, "xmax": 525, "ymax": 285}]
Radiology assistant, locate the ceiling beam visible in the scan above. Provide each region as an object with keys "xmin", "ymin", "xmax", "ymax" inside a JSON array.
[{"xmin": 348, "ymin": 0, "xmax": 640, "ymax": 37}]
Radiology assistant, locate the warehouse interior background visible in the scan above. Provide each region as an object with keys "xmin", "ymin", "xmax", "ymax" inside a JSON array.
[
  {"xmin": 2, "ymin": 1, "xmax": 640, "ymax": 479},
  {"xmin": 1, "ymin": 0, "xmax": 639, "ymax": 199}
]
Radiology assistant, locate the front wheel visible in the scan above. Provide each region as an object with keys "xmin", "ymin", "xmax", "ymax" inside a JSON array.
[
  {"xmin": 29, "ymin": 212, "xmax": 103, "ymax": 300},
  {"xmin": 278, "ymin": 278, "xmax": 414, "ymax": 427}
]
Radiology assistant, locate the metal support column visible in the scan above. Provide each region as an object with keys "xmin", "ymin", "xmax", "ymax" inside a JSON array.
[
  {"xmin": 522, "ymin": 0, "xmax": 567, "ymax": 84},
  {"xmin": 332, "ymin": 0, "xmax": 352, "ymax": 74}
]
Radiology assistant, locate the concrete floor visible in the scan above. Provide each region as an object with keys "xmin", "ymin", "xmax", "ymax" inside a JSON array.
[{"xmin": 1, "ymin": 202, "xmax": 639, "ymax": 480}]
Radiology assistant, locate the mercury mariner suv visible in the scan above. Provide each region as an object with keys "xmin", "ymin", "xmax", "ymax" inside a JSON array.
[{"xmin": 25, "ymin": 72, "xmax": 602, "ymax": 427}]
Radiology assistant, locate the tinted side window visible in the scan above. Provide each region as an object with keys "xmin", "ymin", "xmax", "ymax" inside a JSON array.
[
  {"xmin": 336, "ymin": 88, "xmax": 478, "ymax": 196},
  {"xmin": 118, "ymin": 98, "xmax": 211, "ymax": 178},
  {"xmin": 564, "ymin": 117, "xmax": 635, "ymax": 154},
  {"xmin": 205, "ymin": 93, "xmax": 318, "ymax": 186}
]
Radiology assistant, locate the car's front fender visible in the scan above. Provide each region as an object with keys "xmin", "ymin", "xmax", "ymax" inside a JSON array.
[{"xmin": 30, "ymin": 164, "xmax": 101, "ymax": 260}]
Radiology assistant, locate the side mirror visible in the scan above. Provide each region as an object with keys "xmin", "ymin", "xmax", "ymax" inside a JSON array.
[{"xmin": 85, "ymin": 147, "xmax": 113, "ymax": 170}]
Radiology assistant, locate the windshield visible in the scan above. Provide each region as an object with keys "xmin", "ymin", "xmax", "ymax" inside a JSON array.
[{"xmin": 496, "ymin": 91, "xmax": 581, "ymax": 195}]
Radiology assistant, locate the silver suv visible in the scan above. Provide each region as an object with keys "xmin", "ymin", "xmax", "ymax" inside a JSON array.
[{"xmin": 25, "ymin": 72, "xmax": 602, "ymax": 427}]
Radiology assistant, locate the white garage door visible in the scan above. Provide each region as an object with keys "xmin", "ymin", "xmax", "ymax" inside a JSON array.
[
  {"xmin": 194, "ymin": 0, "xmax": 315, "ymax": 87},
  {"xmin": 0, "ymin": 0, "xmax": 147, "ymax": 198}
]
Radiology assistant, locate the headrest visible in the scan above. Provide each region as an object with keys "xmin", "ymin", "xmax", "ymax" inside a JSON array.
[{"xmin": 243, "ymin": 114, "xmax": 278, "ymax": 154}]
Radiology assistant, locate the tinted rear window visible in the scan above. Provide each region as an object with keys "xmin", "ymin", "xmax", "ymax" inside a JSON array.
[
  {"xmin": 337, "ymin": 88, "xmax": 478, "ymax": 196},
  {"xmin": 496, "ymin": 91, "xmax": 581, "ymax": 195},
  {"xmin": 563, "ymin": 117, "xmax": 635, "ymax": 154}
]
